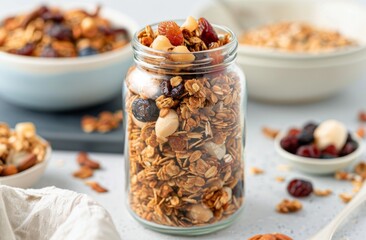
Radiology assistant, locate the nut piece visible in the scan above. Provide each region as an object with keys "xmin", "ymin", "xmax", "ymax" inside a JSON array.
[
  {"xmin": 77, "ymin": 152, "xmax": 100, "ymax": 169},
  {"xmin": 17, "ymin": 153, "xmax": 37, "ymax": 172},
  {"xmin": 155, "ymin": 109, "xmax": 179, "ymax": 140},
  {"xmin": 170, "ymin": 46, "xmax": 195, "ymax": 62},
  {"xmin": 339, "ymin": 193, "xmax": 353, "ymax": 203},
  {"xmin": 203, "ymin": 141, "xmax": 226, "ymax": 160},
  {"xmin": 276, "ymin": 199, "xmax": 302, "ymax": 213},
  {"xmin": 151, "ymin": 35, "xmax": 174, "ymax": 51},
  {"xmin": 73, "ymin": 166, "xmax": 93, "ymax": 179},
  {"xmin": 85, "ymin": 181, "xmax": 108, "ymax": 193},
  {"xmin": 262, "ymin": 127, "xmax": 280, "ymax": 139},
  {"xmin": 188, "ymin": 204, "xmax": 213, "ymax": 223},
  {"xmin": 250, "ymin": 167, "xmax": 264, "ymax": 175},
  {"xmin": 313, "ymin": 189, "xmax": 332, "ymax": 197},
  {"xmin": 1, "ymin": 165, "xmax": 18, "ymax": 176},
  {"xmin": 81, "ymin": 17, "xmax": 98, "ymax": 38},
  {"xmin": 15, "ymin": 122, "xmax": 36, "ymax": 138},
  {"xmin": 248, "ymin": 233, "xmax": 293, "ymax": 240},
  {"xmin": 314, "ymin": 119, "xmax": 347, "ymax": 151},
  {"xmin": 181, "ymin": 16, "xmax": 198, "ymax": 32}
]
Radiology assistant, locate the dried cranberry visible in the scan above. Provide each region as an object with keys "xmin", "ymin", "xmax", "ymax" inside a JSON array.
[
  {"xmin": 160, "ymin": 80, "xmax": 184, "ymax": 99},
  {"xmin": 340, "ymin": 141, "xmax": 358, "ymax": 156},
  {"xmin": 321, "ymin": 145, "xmax": 338, "ymax": 158},
  {"xmin": 41, "ymin": 11, "xmax": 64, "ymax": 22},
  {"xmin": 280, "ymin": 135, "xmax": 299, "ymax": 154},
  {"xmin": 132, "ymin": 98, "xmax": 159, "ymax": 122},
  {"xmin": 16, "ymin": 43, "xmax": 35, "ymax": 56},
  {"xmin": 40, "ymin": 45, "xmax": 58, "ymax": 57},
  {"xmin": 296, "ymin": 144, "xmax": 321, "ymax": 158},
  {"xmin": 47, "ymin": 24, "xmax": 73, "ymax": 41},
  {"xmin": 288, "ymin": 128, "xmax": 301, "ymax": 136},
  {"xmin": 198, "ymin": 18, "xmax": 219, "ymax": 46},
  {"xmin": 287, "ymin": 179, "xmax": 313, "ymax": 198},
  {"xmin": 158, "ymin": 21, "xmax": 184, "ymax": 46}
]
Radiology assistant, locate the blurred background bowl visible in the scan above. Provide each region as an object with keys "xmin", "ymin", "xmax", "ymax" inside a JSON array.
[
  {"xmin": 196, "ymin": 0, "xmax": 366, "ymax": 103},
  {"xmin": 0, "ymin": 3, "xmax": 138, "ymax": 111}
]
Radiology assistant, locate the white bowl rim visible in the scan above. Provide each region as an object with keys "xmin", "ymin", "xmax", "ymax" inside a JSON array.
[
  {"xmin": 0, "ymin": 3, "xmax": 139, "ymax": 66},
  {"xmin": 274, "ymin": 130, "xmax": 364, "ymax": 166},
  {"xmin": 0, "ymin": 139, "xmax": 52, "ymax": 181},
  {"xmin": 196, "ymin": 0, "xmax": 366, "ymax": 60}
]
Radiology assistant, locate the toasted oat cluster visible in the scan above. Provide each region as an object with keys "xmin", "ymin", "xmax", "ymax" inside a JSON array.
[
  {"xmin": 126, "ymin": 17, "xmax": 243, "ymax": 227},
  {"xmin": 248, "ymin": 233, "xmax": 293, "ymax": 240},
  {"xmin": 0, "ymin": 122, "xmax": 48, "ymax": 176},
  {"xmin": 240, "ymin": 22, "xmax": 355, "ymax": 53},
  {"xmin": 138, "ymin": 16, "xmax": 231, "ymax": 54},
  {"xmin": 0, "ymin": 5, "xmax": 129, "ymax": 57},
  {"xmin": 276, "ymin": 199, "xmax": 302, "ymax": 213}
]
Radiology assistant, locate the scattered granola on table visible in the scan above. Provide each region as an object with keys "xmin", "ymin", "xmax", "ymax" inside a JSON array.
[
  {"xmin": 262, "ymin": 126, "xmax": 280, "ymax": 139},
  {"xmin": 0, "ymin": 122, "xmax": 48, "ymax": 176},
  {"xmin": 81, "ymin": 110, "xmax": 123, "ymax": 133},
  {"xmin": 85, "ymin": 181, "xmax": 109, "ymax": 193},
  {"xmin": 339, "ymin": 193, "xmax": 353, "ymax": 203},
  {"xmin": 0, "ymin": 5, "xmax": 129, "ymax": 57},
  {"xmin": 248, "ymin": 233, "xmax": 293, "ymax": 240},
  {"xmin": 239, "ymin": 22, "xmax": 356, "ymax": 53},
  {"xmin": 125, "ymin": 16, "xmax": 245, "ymax": 228},
  {"xmin": 313, "ymin": 188, "xmax": 332, "ymax": 197},
  {"xmin": 250, "ymin": 167, "xmax": 264, "ymax": 175},
  {"xmin": 276, "ymin": 199, "xmax": 302, "ymax": 213}
]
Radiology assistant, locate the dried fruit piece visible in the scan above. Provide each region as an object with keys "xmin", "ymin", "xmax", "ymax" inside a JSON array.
[
  {"xmin": 280, "ymin": 135, "xmax": 298, "ymax": 154},
  {"xmin": 287, "ymin": 179, "xmax": 313, "ymax": 197},
  {"xmin": 160, "ymin": 80, "xmax": 184, "ymax": 99},
  {"xmin": 77, "ymin": 152, "xmax": 100, "ymax": 169},
  {"xmin": 85, "ymin": 181, "xmax": 108, "ymax": 193},
  {"xmin": 40, "ymin": 45, "xmax": 58, "ymax": 57},
  {"xmin": 16, "ymin": 43, "xmax": 36, "ymax": 56},
  {"xmin": 198, "ymin": 17, "xmax": 219, "ymax": 46},
  {"xmin": 47, "ymin": 24, "xmax": 73, "ymax": 41},
  {"xmin": 132, "ymin": 98, "xmax": 159, "ymax": 122},
  {"xmin": 73, "ymin": 166, "xmax": 93, "ymax": 179},
  {"xmin": 158, "ymin": 21, "xmax": 184, "ymax": 46},
  {"xmin": 321, "ymin": 144, "xmax": 338, "ymax": 158},
  {"xmin": 340, "ymin": 141, "xmax": 358, "ymax": 156},
  {"xmin": 296, "ymin": 144, "xmax": 320, "ymax": 158}
]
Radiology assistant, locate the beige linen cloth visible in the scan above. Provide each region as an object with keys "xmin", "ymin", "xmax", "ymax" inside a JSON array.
[{"xmin": 0, "ymin": 186, "xmax": 121, "ymax": 240}]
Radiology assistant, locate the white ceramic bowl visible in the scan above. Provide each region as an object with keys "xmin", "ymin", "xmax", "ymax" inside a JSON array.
[
  {"xmin": 274, "ymin": 131, "xmax": 364, "ymax": 174},
  {"xmin": 0, "ymin": 3, "xmax": 138, "ymax": 111},
  {"xmin": 0, "ymin": 143, "xmax": 51, "ymax": 188},
  {"xmin": 196, "ymin": 0, "xmax": 366, "ymax": 103}
]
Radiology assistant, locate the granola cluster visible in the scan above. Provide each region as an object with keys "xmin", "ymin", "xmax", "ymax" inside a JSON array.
[
  {"xmin": 81, "ymin": 110, "xmax": 123, "ymax": 133},
  {"xmin": 0, "ymin": 122, "xmax": 48, "ymax": 176},
  {"xmin": 0, "ymin": 5, "xmax": 129, "ymax": 57},
  {"xmin": 126, "ymin": 17, "xmax": 244, "ymax": 227},
  {"xmin": 240, "ymin": 22, "xmax": 356, "ymax": 53}
]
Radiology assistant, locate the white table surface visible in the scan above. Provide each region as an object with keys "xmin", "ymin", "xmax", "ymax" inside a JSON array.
[{"xmin": 2, "ymin": 0, "xmax": 366, "ymax": 239}]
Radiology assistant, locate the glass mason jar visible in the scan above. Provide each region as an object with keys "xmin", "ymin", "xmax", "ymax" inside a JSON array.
[{"xmin": 123, "ymin": 21, "xmax": 246, "ymax": 235}]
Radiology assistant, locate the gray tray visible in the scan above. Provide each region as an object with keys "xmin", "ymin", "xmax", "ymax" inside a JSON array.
[{"xmin": 0, "ymin": 95, "xmax": 124, "ymax": 153}]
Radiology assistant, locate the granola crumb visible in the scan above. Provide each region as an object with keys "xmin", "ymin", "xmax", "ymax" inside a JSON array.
[
  {"xmin": 276, "ymin": 199, "xmax": 302, "ymax": 214},
  {"xmin": 81, "ymin": 110, "xmax": 122, "ymax": 134},
  {"xmin": 358, "ymin": 111, "xmax": 366, "ymax": 122},
  {"xmin": 356, "ymin": 126, "xmax": 365, "ymax": 138},
  {"xmin": 352, "ymin": 180, "xmax": 363, "ymax": 193},
  {"xmin": 85, "ymin": 181, "xmax": 108, "ymax": 193},
  {"xmin": 248, "ymin": 233, "xmax": 293, "ymax": 240},
  {"xmin": 339, "ymin": 193, "xmax": 353, "ymax": 203},
  {"xmin": 73, "ymin": 166, "xmax": 93, "ymax": 179},
  {"xmin": 313, "ymin": 189, "xmax": 332, "ymax": 197},
  {"xmin": 275, "ymin": 176, "xmax": 285, "ymax": 183},
  {"xmin": 250, "ymin": 167, "xmax": 264, "ymax": 175},
  {"xmin": 276, "ymin": 164, "xmax": 291, "ymax": 172},
  {"xmin": 354, "ymin": 162, "xmax": 366, "ymax": 179},
  {"xmin": 262, "ymin": 126, "xmax": 280, "ymax": 139}
]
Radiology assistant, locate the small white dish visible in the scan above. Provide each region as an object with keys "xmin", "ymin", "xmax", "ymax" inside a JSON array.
[
  {"xmin": 274, "ymin": 131, "xmax": 364, "ymax": 175},
  {"xmin": 0, "ymin": 142, "xmax": 51, "ymax": 188},
  {"xmin": 196, "ymin": 0, "xmax": 366, "ymax": 103}
]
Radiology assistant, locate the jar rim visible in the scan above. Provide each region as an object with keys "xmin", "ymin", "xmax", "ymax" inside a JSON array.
[
  {"xmin": 131, "ymin": 20, "xmax": 238, "ymax": 74},
  {"xmin": 132, "ymin": 20, "xmax": 238, "ymax": 55}
]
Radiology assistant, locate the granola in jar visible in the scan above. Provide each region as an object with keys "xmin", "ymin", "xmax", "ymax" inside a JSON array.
[{"xmin": 124, "ymin": 17, "xmax": 246, "ymax": 234}]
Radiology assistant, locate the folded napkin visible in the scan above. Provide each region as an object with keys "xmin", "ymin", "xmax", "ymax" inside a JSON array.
[{"xmin": 0, "ymin": 186, "xmax": 121, "ymax": 240}]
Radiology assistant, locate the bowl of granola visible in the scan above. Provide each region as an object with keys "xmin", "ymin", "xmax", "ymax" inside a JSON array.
[
  {"xmin": 0, "ymin": 122, "xmax": 51, "ymax": 188},
  {"xmin": 196, "ymin": 0, "xmax": 366, "ymax": 103},
  {"xmin": 0, "ymin": 3, "xmax": 138, "ymax": 111}
]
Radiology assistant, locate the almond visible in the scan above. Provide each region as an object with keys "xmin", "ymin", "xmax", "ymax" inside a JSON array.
[
  {"xmin": 73, "ymin": 166, "xmax": 93, "ymax": 179},
  {"xmin": 1, "ymin": 165, "xmax": 18, "ymax": 176},
  {"xmin": 85, "ymin": 181, "xmax": 108, "ymax": 193},
  {"xmin": 17, "ymin": 153, "xmax": 37, "ymax": 172},
  {"xmin": 77, "ymin": 152, "xmax": 100, "ymax": 169}
]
